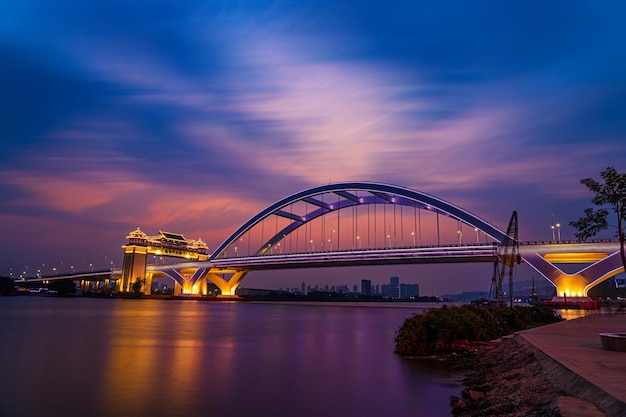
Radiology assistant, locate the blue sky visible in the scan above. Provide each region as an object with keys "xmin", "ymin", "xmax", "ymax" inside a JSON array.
[{"xmin": 2, "ymin": 1, "xmax": 626, "ymax": 294}]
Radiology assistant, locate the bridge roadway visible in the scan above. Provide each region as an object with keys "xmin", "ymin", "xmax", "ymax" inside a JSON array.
[
  {"xmin": 205, "ymin": 239, "xmax": 620, "ymax": 270},
  {"xmin": 21, "ymin": 239, "xmax": 622, "ymax": 297},
  {"xmin": 206, "ymin": 243, "xmax": 499, "ymax": 271}
]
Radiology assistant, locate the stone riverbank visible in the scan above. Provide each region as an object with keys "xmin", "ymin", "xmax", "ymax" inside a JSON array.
[{"xmin": 450, "ymin": 335, "xmax": 613, "ymax": 417}]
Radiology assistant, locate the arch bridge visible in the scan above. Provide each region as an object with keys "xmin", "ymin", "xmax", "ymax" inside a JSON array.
[{"xmin": 113, "ymin": 182, "xmax": 624, "ymax": 299}]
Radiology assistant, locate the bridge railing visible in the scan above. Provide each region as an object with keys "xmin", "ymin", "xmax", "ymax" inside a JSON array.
[
  {"xmin": 216, "ymin": 241, "xmax": 499, "ymax": 260},
  {"xmin": 519, "ymin": 238, "xmax": 620, "ymax": 245}
]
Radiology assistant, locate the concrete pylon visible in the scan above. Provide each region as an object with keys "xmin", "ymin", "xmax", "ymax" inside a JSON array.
[
  {"xmin": 520, "ymin": 246, "xmax": 624, "ymax": 297},
  {"xmin": 206, "ymin": 271, "xmax": 248, "ymax": 298}
]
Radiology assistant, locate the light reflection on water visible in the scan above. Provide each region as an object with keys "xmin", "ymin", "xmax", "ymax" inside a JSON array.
[{"xmin": 0, "ymin": 298, "xmax": 462, "ymax": 417}]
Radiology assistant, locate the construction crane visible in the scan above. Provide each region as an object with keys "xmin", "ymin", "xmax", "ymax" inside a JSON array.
[{"xmin": 490, "ymin": 211, "xmax": 520, "ymax": 306}]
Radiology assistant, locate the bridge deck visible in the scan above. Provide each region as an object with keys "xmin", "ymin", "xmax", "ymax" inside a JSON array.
[{"xmin": 209, "ymin": 245, "xmax": 498, "ymax": 270}]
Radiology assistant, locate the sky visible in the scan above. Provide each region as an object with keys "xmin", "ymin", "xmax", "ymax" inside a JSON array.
[{"xmin": 2, "ymin": 0, "xmax": 626, "ymax": 295}]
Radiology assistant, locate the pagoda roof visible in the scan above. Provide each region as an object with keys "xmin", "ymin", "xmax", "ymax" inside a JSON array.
[
  {"xmin": 126, "ymin": 227, "xmax": 148, "ymax": 240},
  {"xmin": 156, "ymin": 230, "xmax": 188, "ymax": 242},
  {"xmin": 189, "ymin": 238, "xmax": 209, "ymax": 250}
]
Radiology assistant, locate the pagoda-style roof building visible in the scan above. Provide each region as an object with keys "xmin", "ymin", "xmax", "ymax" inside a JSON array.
[{"xmin": 124, "ymin": 227, "xmax": 209, "ymax": 256}]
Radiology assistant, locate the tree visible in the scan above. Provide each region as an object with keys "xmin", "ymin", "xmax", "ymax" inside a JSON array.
[
  {"xmin": 0, "ymin": 276, "xmax": 16, "ymax": 296},
  {"xmin": 48, "ymin": 279, "xmax": 77, "ymax": 296},
  {"xmin": 569, "ymin": 166, "xmax": 626, "ymax": 273},
  {"xmin": 131, "ymin": 277, "xmax": 146, "ymax": 295}
]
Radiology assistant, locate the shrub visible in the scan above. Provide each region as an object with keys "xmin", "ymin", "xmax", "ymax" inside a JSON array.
[{"xmin": 394, "ymin": 305, "xmax": 561, "ymax": 357}]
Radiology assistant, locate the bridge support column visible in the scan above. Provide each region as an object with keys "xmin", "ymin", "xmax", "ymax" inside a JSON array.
[
  {"xmin": 143, "ymin": 272, "xmax": 153, "ymax": 295},
  {"xmin": 521, "ymin": 250, "xmax": 625, "ymax": 298},
  {"xmin": 206, "ymin": 271, "xmax": 248, "ymax": 298},
  {"xmin": 120, "ymin": 245, "xmax": 148, "ymax": 293},
  {"xmin": 194, "ymin": 276, "xmax": 207, "ymax": 296}
]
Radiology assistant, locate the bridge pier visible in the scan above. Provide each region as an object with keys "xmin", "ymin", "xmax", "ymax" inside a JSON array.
[
  {"xmin": 520, "ymin": 244, "xmax": 624, "ymax": 298},
  {"xmin": 206, "ymin": 271, "xmax": 247, "ymax": 298}
]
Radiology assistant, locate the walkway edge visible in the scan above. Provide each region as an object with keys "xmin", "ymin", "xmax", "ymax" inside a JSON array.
[{"xmin": 515, "ymin": 334, "xmax": 626, "ymax": 417}]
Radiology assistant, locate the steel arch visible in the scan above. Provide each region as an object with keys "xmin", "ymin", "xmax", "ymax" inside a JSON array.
[{"xmin": 210, "ymin": 182, "xmax": 509, "ymax": 260}]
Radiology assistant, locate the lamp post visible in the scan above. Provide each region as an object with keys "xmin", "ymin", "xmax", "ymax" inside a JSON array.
[
  {"xmin": 551, "ymin": 225, "xmax": 555, "ymax": 242},
  {"xmin": 411, "ymin": 231, "xmax": 416, "ymax": 247},
  {"xmin": 474, "ymin": 228, "xmax": 479, "ymax": 243},
  {"xmin": 310, "ymin": 240, "xmax": 314, "ymax": 252},
  {"xmin": 357, "ymin": 235, "xmax": 361, "ymax": 249},
  {"xmin": 457, "ymin": 230, "xmax": 463, "ymax": 245},
  {"xmin": 556, "ymin": 223, "xmax": 561, "ymax": 242}
]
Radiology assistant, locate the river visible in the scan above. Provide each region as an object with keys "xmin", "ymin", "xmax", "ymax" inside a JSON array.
[{"xmin": 0, "ymin": 297, "xmax": 463, "ymax": 417}]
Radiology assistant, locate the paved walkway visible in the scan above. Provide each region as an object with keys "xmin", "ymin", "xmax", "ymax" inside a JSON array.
[{"xmin": 517, "ymin": 313, "xmax": 626, "ymax": 417}]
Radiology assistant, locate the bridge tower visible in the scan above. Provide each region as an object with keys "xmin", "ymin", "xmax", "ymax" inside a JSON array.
[
  {"xmin": 120, "ymin": 228, "xmax": 149, "ymax": 293},
  {"xmin": 120, "ymin": 228, "xmax": 209, "ymax": 294}
]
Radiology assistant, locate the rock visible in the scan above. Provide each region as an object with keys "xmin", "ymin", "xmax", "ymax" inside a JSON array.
[
  {"xmin": 452, "ymin": 337, "xmax": 561, "ymax": 416},
  {"xmin": 468, "ymin": 390, "xmax": 485, "ymax": 402},
  {"xmin": 451, "ymin": 398, "xmax": 468, "ymax": 415}
]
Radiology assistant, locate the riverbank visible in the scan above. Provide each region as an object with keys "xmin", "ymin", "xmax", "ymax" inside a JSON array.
[
  {"xmin": 452, "ymin": 314, "xmax": 626, "ymax": 417},
  {"xmin": 451, "ymin": 336, "xmax": 561, "ymax": 416}
]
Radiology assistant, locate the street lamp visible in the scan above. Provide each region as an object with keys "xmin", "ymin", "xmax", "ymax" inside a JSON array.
[
  {"xmin": 474, "ymin": 228, "xmax": 479, "ymax": 243},
  {"xmin": 357, "ymin": 235, "xmax": 361, "ymax": 249},
  {"xmin": 310, "ymin": 240, "xmax": 314, "ymax": 252},
  {"xmin": 556, "ymin": 223, "xmax": 561, "ymax": 242},
  {"xmin": 411, "ymin": 231, "xmax": 416, "ymax": 247},
  {"xmin": 551, "ymin": 225, "xmax": 555, "ymax": 242},
  {"xmin": 457, "ymin": 230, "xmax": 463, "ymax": 245}
]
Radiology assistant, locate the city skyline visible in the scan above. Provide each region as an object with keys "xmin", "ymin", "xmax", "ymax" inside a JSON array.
[{"xmin": 2, "ymin": 1, "xmax": 626, "ymax": 295}]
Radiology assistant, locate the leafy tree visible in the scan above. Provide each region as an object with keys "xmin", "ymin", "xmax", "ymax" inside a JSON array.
[
  {"xmin": 131, "ymin": 277, "xmax": 146, "ymax": 295},
  {"xmin": 569, "ymin": 166, "xmax": 626, "ymax": 273},
  {"xmin": 0, "ymin": 276, "xmax": 16, "ymax": 296},
  {"xmin": 48, "ymin": 279, "xmax": 77, "ymax": 296}
]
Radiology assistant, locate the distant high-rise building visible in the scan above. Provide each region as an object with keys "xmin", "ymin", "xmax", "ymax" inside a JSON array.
[
  {"xmin": 361, "ymin": 279, "xmax": 372, "ymax": 295},
  {"xmin": 390, "ymin": 276, "xmax": 400, "ymax": 298},
  {"xmin": 381, "ymin": 283, "xmax": 390, "ymax": 297},
  {"xmin": 400, "ymin": 283, "xmax": 420, "ymax": 298}
]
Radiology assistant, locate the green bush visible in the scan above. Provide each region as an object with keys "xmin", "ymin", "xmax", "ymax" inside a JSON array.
[{"xmin": 394, "ymin": 305, "xmax": 561, "ymax": 357}]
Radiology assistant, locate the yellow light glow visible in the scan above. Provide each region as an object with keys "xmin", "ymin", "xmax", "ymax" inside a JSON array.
[{"xmin": 544, "ymin": 252, "xmax": 607, "ymax": 263}]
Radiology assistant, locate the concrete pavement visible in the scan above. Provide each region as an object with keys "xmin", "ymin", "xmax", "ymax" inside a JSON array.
[{"xmin": 516, "ymin": 313, "xmax": 626, "ymax": 417}]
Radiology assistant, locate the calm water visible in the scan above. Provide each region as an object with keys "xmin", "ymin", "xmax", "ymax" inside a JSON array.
[{"xmin": 0, "ymin": 297, "xmax": 462, "ymax": 417}]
